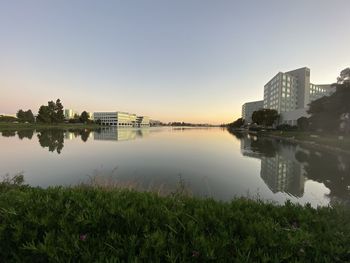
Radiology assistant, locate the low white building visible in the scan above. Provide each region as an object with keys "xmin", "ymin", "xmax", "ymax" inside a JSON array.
[{"xmin": 93, "ymin": 112, "xmax": 150, "ymax": 127}]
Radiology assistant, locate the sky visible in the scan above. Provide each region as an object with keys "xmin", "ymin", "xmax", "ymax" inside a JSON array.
[{"xmin": 0, "ymin": 0, "xmax": 349, "ymax": 124}]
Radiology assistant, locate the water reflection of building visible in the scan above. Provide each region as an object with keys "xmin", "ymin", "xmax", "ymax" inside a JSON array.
[
  {"xmin": 240, "ymin": 135, "xmax": 261, "ymax": 159},
  {"xmin": 239, "ymin": 134, "xmax": 305, "ymax": 197},
  {"xmin": 93, "ymin": 128, "xmax": 149, "ymax": 141},
  {"xmin": 261, "ymin": 153, "xmax": 305, "ymax": 197},
  {"xmin": 65, "ymin": 132, "xmax": 75, "ymax": 140}
]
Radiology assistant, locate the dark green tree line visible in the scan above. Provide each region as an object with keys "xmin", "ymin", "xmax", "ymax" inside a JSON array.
[
  {"xmin": 252, "ymin": 109, "xmax": 279, "ymax": 127},
  {"xmin": 227, "ymin": 118, "xmax": 245, "ymax": 129},
  {"xmin": 16, "ymin": 110, "xmax": 35, "ymax": 123},
  {"xmin": 307, "ymin": 67, "xmax": 350, "ymax": 132},
  {"xmin": 37, "ymin": 99, "xmax": 65, "ymax": 124}
]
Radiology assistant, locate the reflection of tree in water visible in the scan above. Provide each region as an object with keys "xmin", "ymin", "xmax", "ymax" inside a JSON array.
[
  {"xmin": 228, "ymin": 130, "xmax": 279, "ymax": 158},
  {"xmin": 17, "ymin": 129, "xmax": 34, "ymax": 140},
  {"xmin": 250, "ymin": 139, "xmax": 278, "ymax": 158},
  {"xmin": 80, "ymin": 130, "xmax": 90, "ymax": 142},
  {"xmin": 1, "ymin": 130, "xmax": 16, "ymax": 137},
  {"xmin": 37, "ymin": 129, "xmax": 64, "ymax": 154},
  {"xmin": 227, "ymin": 129, "xmax": 245, "ymax": 139},
  {"xmin": 296, "ymin": 150, "xmax": 350, "ymax": 204}
]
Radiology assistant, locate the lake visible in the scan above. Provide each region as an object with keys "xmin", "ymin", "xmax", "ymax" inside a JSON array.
[{"xmin": 1, "ymin": 127, "xmax": 349, "ymax": 207}]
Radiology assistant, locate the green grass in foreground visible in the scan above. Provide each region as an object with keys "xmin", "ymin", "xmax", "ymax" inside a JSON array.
[{"xmin": 0, "ymin": 182, "xmax": 349, "ymax": 262}]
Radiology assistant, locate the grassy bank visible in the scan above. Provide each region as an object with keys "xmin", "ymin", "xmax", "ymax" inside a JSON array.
[
  {"xmin": 0, "ymin": 122, "xmax": 100, "ymax": 131},
  {"xmin": 260, "ymin": 130, "xmax": 350, "ymax": 152},
  {"xmin": 0, "ymin": 182, "xmax": 349, "ymax": 262}
]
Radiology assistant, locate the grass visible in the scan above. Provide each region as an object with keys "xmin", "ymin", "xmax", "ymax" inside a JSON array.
[
  {"xmin": 0, "ymin": 177, "xmax": 349, "ymax": 262},
  {"xmin": 0, "ymin": 122, "xmax": 100, "ymax": 131}
]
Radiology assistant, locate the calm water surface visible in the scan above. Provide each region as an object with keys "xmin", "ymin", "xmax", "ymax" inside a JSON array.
[{"xmin": 1, "ymin": 127, "xmax": 349, "ymax": 207}]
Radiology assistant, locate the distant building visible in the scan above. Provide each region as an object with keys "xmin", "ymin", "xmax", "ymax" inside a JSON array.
[
  {"xmin": 64, "ymin": 109, "xmax": 75, "ymax": 119},
  {"xmin": 241, "ymin": 100, "xmax": 264, "ymax": 124},
  {"xmin": 136, "ymin": 116, "xmax": 150, "ymax": 127},
  {"xmin": 93, "ymin": 111, "xmax": 150, "ymax": 127}
]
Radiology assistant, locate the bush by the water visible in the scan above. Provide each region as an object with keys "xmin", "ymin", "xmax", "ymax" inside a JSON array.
[
  {"xmin": 0, "ymin": 179, "xmax": 349, "ymax": 262},
  {"xmin": 276, "ymin": 124, "xmax": 298, "ymax": 131}
]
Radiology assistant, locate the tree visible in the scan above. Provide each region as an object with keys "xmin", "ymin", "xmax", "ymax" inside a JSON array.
[
  {"xmin": 308, "ymin": 67, "xmax": 350, "ymax": 132},
  {"xmin": 297, "ymin": 117, "xmax": 309, "ymax": 131},
  {"xmin": 228, "ymin": 118, "xmax": 244, "ymax": 128},
  {"xmin": 79, "ymin": 111, "xmax": 89, "ymax": 123},
  {"xmin": 252, "ymin": 109, "xmax": 279, "ymax": 127},
  {"xmin": 337, "ymin": 67, "xmax": 350, "ymax": 84},
  {"xmin": 16, "ymin": 109, "xmax": 35, "ymax": 123},
  {"xmin": 37, "ymin": 105, "xmax": 51, "ymax": 123},
  {"xmin": 25, "ymin": 110, "xmax": 35, "ymax": 123},
  {"xmin": 16, "ymin": 110, "xmax": 25, "ymax": 121},
  {"xmin": 36, "ymin": 99, "xmax": 65, "ymax": 123},
  {"xmin": 55, "ymin": 99, "xmax": 65, "ymax": 123}
]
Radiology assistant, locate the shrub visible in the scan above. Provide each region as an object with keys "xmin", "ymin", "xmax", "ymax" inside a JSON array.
[{"xmin": 0, "ymin": 184, "xmax": 349, "ymax": 262}]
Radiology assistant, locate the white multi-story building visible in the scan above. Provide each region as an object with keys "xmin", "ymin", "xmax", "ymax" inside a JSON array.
[
  {"xmin": 242, "ymin": 100, "xmax": 264, "ymax": 124},
  {"xmin": 93, "ymin": 112, "xmax": 150, "ymax": 127},
  {"xmin": 261, "ymin": 67, "xmax": 334, "ymax": 125}
]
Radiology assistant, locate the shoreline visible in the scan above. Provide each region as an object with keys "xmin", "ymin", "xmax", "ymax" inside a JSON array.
[
  {"xmin": 230, "ymin": 128, "xmax": 350, "ymax": 155},
  {"xmin": 260, "ymin": 132, "xmax": 350, "ymax": 155},
  {"xmin": 0, "ymin": 122, "xmax": 102, "ymax": 131}
]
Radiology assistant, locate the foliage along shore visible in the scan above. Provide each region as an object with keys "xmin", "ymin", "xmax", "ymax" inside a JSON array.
[
  {"xmin": 228, "ymin": 126, "xmax": 350, "ymax": 154},
  {"xmin": 261, "ymin": 130, "xmax": 350, "ymax": 153},
  {"xmin": 0, "ymin": 179, "xmax": 349, "ymax": 262},
  {"xmin": 257, "ymin": 129, "xmax": 350, "ymax": 154},
  {"xmin": 0, "ymin": 122, "xmax": 101, "ymax": 131}
]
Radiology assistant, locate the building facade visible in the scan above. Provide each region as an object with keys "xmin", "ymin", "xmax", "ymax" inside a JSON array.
[
  {"xmin": 241, "ymin": 100, "xmax": 264, "ymax": 124},
  {"xmin": 261, "ymin": 67, "xmax": 334, "ymax": 125},
  {"xmin": 136, "ymin": 116, "xmax": 150, "ymax": 127},
  {"xmin": 93, "ymin": 112, "xmax": 150, "ymax": 127}
]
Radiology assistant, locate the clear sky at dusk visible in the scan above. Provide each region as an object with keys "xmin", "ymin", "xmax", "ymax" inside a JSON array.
[{"xmin": 0, "ymin": 0, "xmax": 349, "ymax": 124}]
